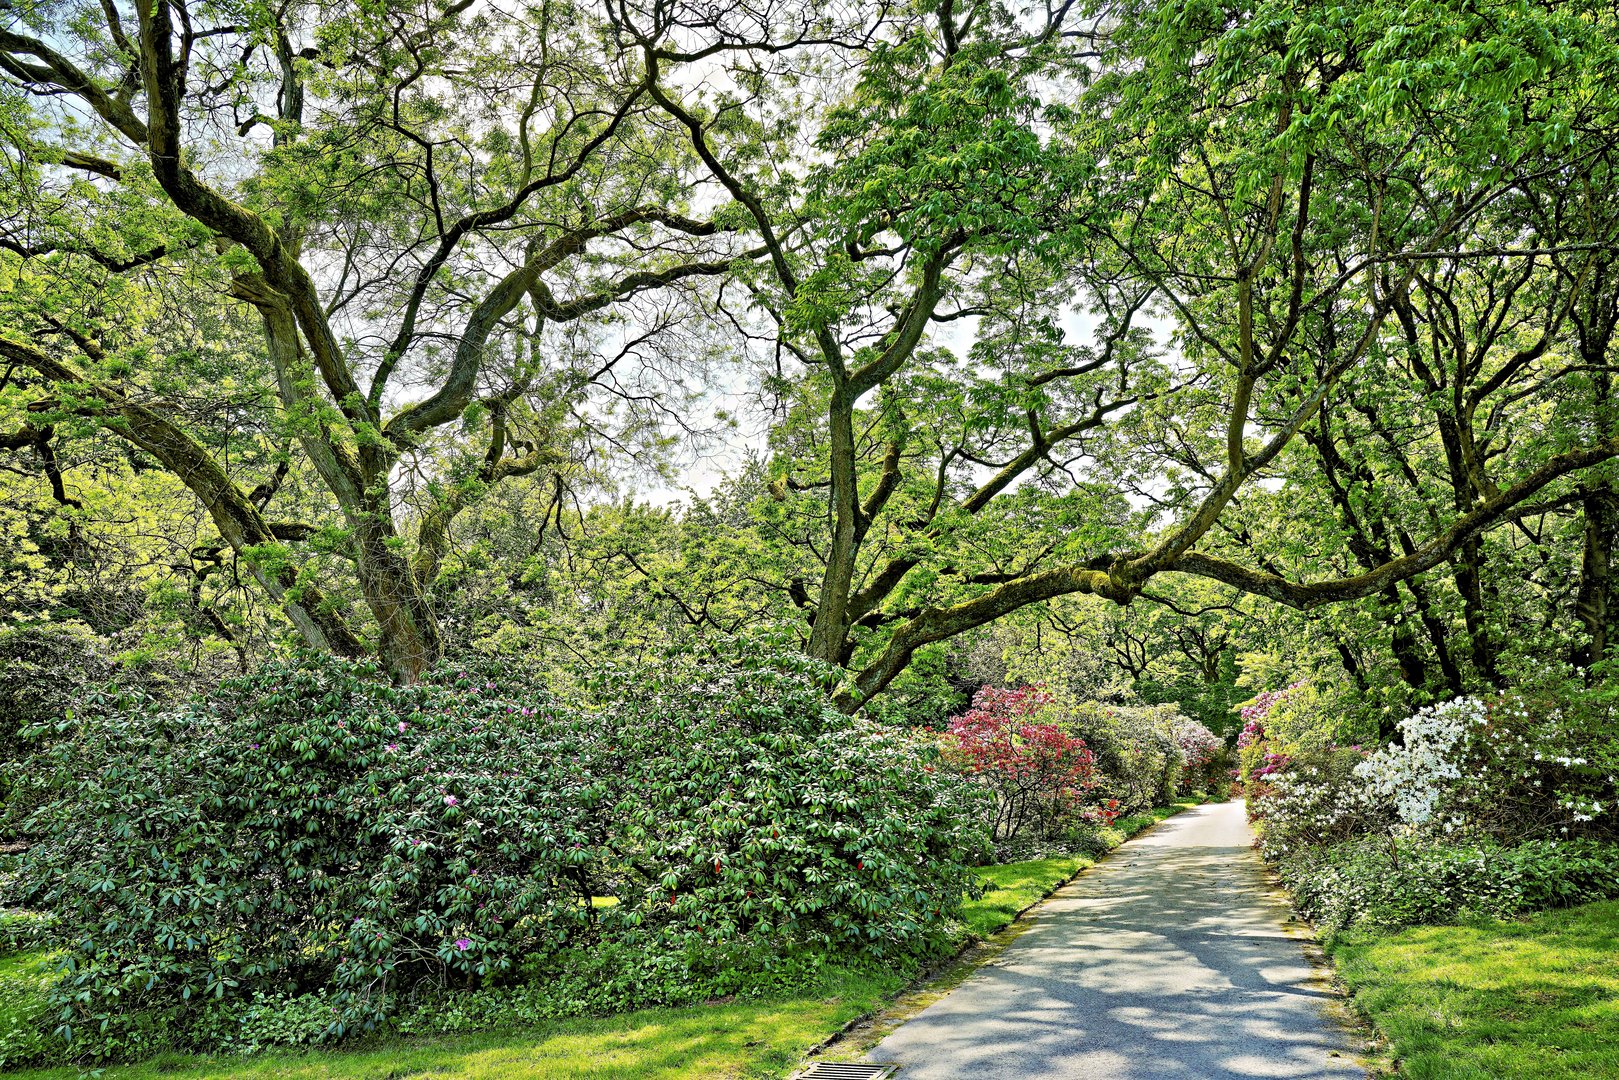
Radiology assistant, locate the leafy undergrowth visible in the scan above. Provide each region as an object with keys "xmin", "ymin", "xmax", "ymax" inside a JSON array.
[
  {"xmin": 0, "ymin": 798, "xmax": 1207, "ymax": 1079},
  {"xmin": 0, "ymin": 950, "xmax": 54, "ymax": 1069},
  {"xmin": 1331, "ymin": 899, "xmax": 1619, "ymax": 1080}
]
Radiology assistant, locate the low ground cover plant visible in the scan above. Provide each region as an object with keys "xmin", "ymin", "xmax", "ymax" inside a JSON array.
[{"xmin": 1280, "ymin": 837, "xmax": 1619, "ymax": 933}]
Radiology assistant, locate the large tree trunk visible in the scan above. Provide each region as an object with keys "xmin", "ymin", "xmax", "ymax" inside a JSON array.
[
  {"xmin": 807, "ymin": 387, "xmax": 860, "ymax": 665},
  {"xmin": 352, "ymin": 504, "xmax": 443, "ymax": 682},
  {"xmin": 1575, "ymin": 484, "xmax": 1614, "ymax": 669}
]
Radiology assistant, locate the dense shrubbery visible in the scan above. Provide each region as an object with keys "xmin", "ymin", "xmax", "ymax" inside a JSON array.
[
  {"xmin": 940, "ymin": 685, "xmax": 1099, "ymax": 841},
  {"xmin": 1065, "ymin": 701, "xmax": 1189, "ymax": 811},
  {"xmin": 938, "ymin": 685, "xmax": 1225, "ymax": 858},
  {"xmin": 1250, "ymin": 747, "xmax": 1388, "ymax": 860},
  {"xmin": 4, "ymin": 645, "xmax": 987, "ymax": 1064},
  {"xmin": 1255, "ymin": 692, "xmax": 1617, "ymax": 851},
  {"xmin": 1280, "ymin": 837, "xmax": 1619, "ymax": 933},
  {"xmin": 0, "ymin": 623, "xmax": 110, "ymax": 824},
  {"xmin": 1253, "ymin": 680, "xmax": 1619, "ymax": 933},
  {"xmin": 1171, "ymin": 717, "xmax": 1228, "ymax": 795}
]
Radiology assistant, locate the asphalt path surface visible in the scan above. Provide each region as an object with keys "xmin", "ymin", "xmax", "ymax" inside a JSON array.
[{"xmin": 868, "ymin": 800, "xmax": 1366, "ymax": 1079}]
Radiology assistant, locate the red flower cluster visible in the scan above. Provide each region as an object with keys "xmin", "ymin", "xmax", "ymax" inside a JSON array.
[{"xmin": 945, "ymin": 685, "xmax": 1100, "ymax": 840}]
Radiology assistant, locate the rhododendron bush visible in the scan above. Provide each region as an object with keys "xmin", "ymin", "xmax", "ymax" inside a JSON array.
[
  {"xmin": 1251, "ymin": 691, "xmax": 1619, "ymax": 858},
  {"xmin": 8, "ymin": 646, "xmax": 987, "ymax": 1063},
  {"xmin": 1066, "ymin": 699, "xmax": 1198, "ymax": 810},
  {"xmin": 942, "ymin": 685, "xmax": 1100, "ymax": 840},
  {"xmin": 940, "ymin": 686, "xmax": 1226, "ymax": 841},
  {"xmin": 1171, "ymin": 718, "xmax": 1226, "ymax": 795}
]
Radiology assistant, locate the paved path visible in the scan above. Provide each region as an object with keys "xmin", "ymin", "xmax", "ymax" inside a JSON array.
[{"xmin": 868, "ymin": 801, "xmax": 1365, "ymax": 1079}]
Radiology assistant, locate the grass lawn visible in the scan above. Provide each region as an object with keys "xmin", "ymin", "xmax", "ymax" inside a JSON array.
[
  {"xmin": 1330, "ymin": 899, "xmax": 1619, "ymax": 1080},
  {"xmin": 0, "ymin": 967, "xmax": 904, "ymax": 1080},
  {"xmin": 0, "ymin": 797, "xmax": 1207, "ymax": 1079}
]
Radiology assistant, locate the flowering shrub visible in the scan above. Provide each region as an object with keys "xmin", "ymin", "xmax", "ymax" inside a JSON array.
[
  {"xmin": 1241, "ymin": 682, "xmax": 1305, "ymax": 729},
  {"xmin": 1248, "ymin": 681, "xmax": 1619, "ymax": 936},
  {"xmin": 9, "ymin": 645, "xmax": 987, "ymax": 1063},
  {"xmin": 12, "ymin": 660, "xmax": 608, "ymax": 1062},
  {"xmin": 1279, "ymin": 836, "xmax": 1619, "ymax": 933},
  {"xmin": 1065, "ymin": 700, "xmax": 1186, "ymax": 811},
  {"xmin": 1254, "ymin": 691, "xmax": 1617, "ymax": 863},
  {"xmin": 1236, "ymin": 680, "xmax": 1304, "ymax": 786},
  {"xmin": 1249, "ymin": 747, "xmax": 1387, "ymax": 860},
  {"xmin": 1171, "ymin": 718, "xmax": 1226, "ymax": 794},
  {"xmin": 943, "ymin": 685, "xmax": 1097, "ymax": 840},
  {"xmin": 1355, "ymin": 697, "xmax": 1481, "ymax": 826},
  {"xmin": 1235, "ymin": 679, "xmax": 1372, "ymax": 787},
  {"xmin": 1354, "ymin": 694, "xmax": 1617, "ymax": 843}
]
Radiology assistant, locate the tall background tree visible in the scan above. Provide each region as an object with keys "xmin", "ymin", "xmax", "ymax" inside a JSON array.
[{"xmin": 2, "ymin": 0, "xmax": 751, "ymax": 678}]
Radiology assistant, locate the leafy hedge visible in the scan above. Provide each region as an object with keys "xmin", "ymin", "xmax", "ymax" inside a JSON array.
[
  {"xmin": 1280, "ymin": 837, "xmax": 1619, "ymax": 934},
  {"xmin": 6, "ymin": 645, "xmax": 988, "ymax": 1064}
]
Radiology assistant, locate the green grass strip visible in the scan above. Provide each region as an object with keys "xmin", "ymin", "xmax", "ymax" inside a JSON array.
[{"xmin": 1330, "ymin": 899, "xmax": 1619, "ymax": 1080}]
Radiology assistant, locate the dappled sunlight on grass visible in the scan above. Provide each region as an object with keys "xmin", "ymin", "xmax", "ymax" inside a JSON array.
[
  {"xmin": 963, "ymin": 856, "xmax": 1091, "ymax": 938},
  {"xmin": 1332, "ymin": 899, "xmax": 1619, "ymax": 1080},
  {"xmin": 2, "ymin": 969, "xmax": 902, "ymax": 1080}
]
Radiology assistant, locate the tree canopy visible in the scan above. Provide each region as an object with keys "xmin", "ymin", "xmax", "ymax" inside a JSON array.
[{"xmin": 4, "ymin": 0, "xmax": 1618, "ymax": 713}]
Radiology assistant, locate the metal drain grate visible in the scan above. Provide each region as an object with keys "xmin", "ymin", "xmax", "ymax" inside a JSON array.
[{"xmin": 792, "ymin": 1064, "xmax": 898, "ymax": 1080}]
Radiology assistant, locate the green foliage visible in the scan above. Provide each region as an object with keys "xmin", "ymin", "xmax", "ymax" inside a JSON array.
[
  {"xmin": 592, "ymin": 639, "xmax": 992, "ymax": 956},
  {"xmin": 0, "ymin": 949, "xmax": 54, "ymax": 1070},
  {"xmin": 1281, "ymin": 837, "xmax": 1619, "ymax": 935},
  {"xmin": 1246, "ymin": 681, "xmax": 1367, "ymax": 757},
  {"xmin": 0, "ymin": 913, "xmax": 53, "ymax": 957},
  {"xmin": 0, "ymin": 623, "xmax": 109, "ymax": 821},
  {"xmin": 9, "ymin": 646, "xmax": 987, "ymax": 1063},
  {"xmin": 1062, "ymin": 700, "xmax": 1186, "ymax": 812}
]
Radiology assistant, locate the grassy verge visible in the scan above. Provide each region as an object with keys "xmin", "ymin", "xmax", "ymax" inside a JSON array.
[
  {"xmin": 0, "ymin": 796, "xmax": 1207, "ymax": 1080},
  {"xmin": 1329, "ymin": 900, "xmax": 1619, "ymax": 1080},
  {"xmin": 0, "ymin": 967, "xmax": 903, "ymax": 1080}
]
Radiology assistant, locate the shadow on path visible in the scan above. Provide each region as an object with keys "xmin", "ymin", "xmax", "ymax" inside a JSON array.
[{"xmin": 868, "ymin": 801, "xmax": 1365, "ymax": 1079}]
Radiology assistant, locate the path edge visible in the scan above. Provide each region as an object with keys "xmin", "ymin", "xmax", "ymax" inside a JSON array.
[{"xmin": 795, "ymin": 796, "xmax": 1215, "ymax": 1066}]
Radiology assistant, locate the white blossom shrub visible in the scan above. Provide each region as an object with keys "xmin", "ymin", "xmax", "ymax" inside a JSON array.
[
  {"xmin": 1255, "ymin": 685, "xmax": 1619, "ymax": 931},
  {"xmin": 1252, "ymin": 748, "xmax": 1387, "ymax": 860},
  {"xmin": 1354, "ymin": 693, "xmax": 1615, "ymax": 842},
  {"xmin": 1354, "ymin": 696, "xmax": 1483, "ymax": 826},
  {"xmin": 1255, "ymin": 689, "xmax": 1617, "ymax": 864}
]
